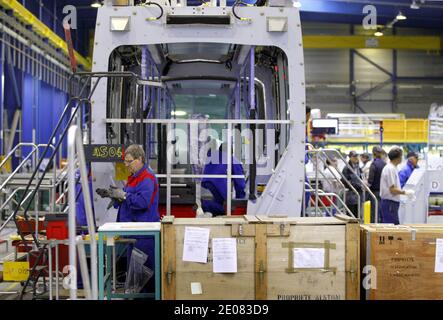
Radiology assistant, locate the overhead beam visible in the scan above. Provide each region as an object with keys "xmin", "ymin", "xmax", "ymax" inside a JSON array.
[
  {"xmin": 303, "ymin": 35, "xmax": 442, "ymax": 51},
  {"xmin": 0, "ymin": 0, "xmax": 91, "ymax": 71}
]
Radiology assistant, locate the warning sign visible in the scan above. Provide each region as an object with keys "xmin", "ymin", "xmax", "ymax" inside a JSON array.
[{"xmin": 3, "ymin": 262, "xmax": 30, "ymax": 282}]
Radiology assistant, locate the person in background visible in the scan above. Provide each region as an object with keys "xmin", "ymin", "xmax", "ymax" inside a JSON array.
[
  {"xmin": 380, "ymin": 149, "xmax": 388, "ymax": 162},
  {"xmin": 201, "ymin": 143, "xmax": 246, "ymax": 216},
  {"xmin": 96, "ymin": 144, "xmax": 159, "ymax": 292},
  {"xmin": 75, "ymin": 169, "xmax": 95, "ymax": 232},
  {"xmin": 360, "ymin": 153, "xmax": 371, "ymax": 185},
  {"xmin": 399, "ymin": 151, "xmax": 419, "ymax": 188},
  {"xmin": 380, "ymin": 147, "xmax": 414, "ymax": 224},
  {"xmin": 341, "ymin": 151, "xmax": 363, "ymax": 217},
  {"xmin": 367, "ymin": 147, "xmax": 386, "ymax": 223},
  {"xmin": 322, "ymin": 158, "xmax": 341, "ymax": 195}
]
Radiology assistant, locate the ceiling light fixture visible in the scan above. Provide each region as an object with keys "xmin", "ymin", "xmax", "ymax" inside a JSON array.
[
  {"xmin": 292, "ymin": 0, "xmax": 302, "ymax": 8},
  {"xmin": 171, "ymin": 110, "xmax": 187, "ymax": 117},
  {"xmin": 374, "ymin": 30, "xmax": 384, "ymax": 37},
  {"xmin": 396, "ymin": 11, "xmax": 407, "ymax": 20},
  {"xmin": 91, "ymin": 0, "xmax": 102, "ymax": 8},
  {"xmin": 410, "ymin": 0, "xmax": 420, "ymax": 10}
]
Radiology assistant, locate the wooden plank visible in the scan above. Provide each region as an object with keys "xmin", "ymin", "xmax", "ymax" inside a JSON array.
[
  {"xmin": 258, "ymin": 216, "xmax": 346, "ymax": 225},
  {"xmin": 172, "ymin": 217, "xmax": 245, "ymax": 225},
  {"xmin": 360, "ymin": 226, "xmax": 369, "ymax": 300},
  {"xmin": 266, "ymin": 223, "xmax": 291, "ymax": 237},
  {"xmin": 231, "ymin": 224, "xmax": 256, "ymax": 237},
  {"xmin": 176, "ymin": 273, "xmax": 255, "ymax": 300},
  {"xmin": 267, "ymin": 224, "xmax": 347, "ymax": 300},
  {"xmin": 345, "ymin": 222, "xmax": 360, "ymax": 300},
  {"xmin": 161, "ymin": 223, "xmax": 176, "ymax": 300},
  {"xmin": 255, "ymin": 224, "xmax": 267, "ymax": 300},
  {"xmin": 174, "ymin": 226, "xmax": 254, "ymax": 273},
  {"xmin": 173, "ymin": 224, "xmax": 256, "ymax": 299},
  {"xmin": 161, "ymin": 215, "xmax": 175, "ymax": 224}
]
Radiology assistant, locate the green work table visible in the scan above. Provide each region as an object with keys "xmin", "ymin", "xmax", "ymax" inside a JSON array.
[{"xmin": 97, "ymin": 222, "xmax": 161, "ymax": 300}]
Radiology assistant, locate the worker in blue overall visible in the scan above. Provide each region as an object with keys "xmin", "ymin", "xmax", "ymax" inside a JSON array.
[
  {"xmin": 399, "ymin": 151, "xmax": 419, "ymax": 188},
  {"xmin": 96, "ymin": 144, "xmax": 159, "ymax": 293},
  {"xmin": 75, "ymin": 169, "xmax": 95, "ymax": 231},
  {"xmin": 201, "ymin": 143, "xmax": 246, "ymax": 216}
]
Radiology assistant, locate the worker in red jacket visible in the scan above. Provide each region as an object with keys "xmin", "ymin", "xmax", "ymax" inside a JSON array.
[{"xmin": 97, "ymin": 144, "xmax": 159, "ymax": 292}]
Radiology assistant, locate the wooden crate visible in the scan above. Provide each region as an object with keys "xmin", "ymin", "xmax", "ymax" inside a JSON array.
[
  {"xmin": 252, "ymin": 214, "xmax": 360, "ymax": 300},
  {"xmin": 361, "ymin": 224, "xmax": 443, "ymax": 300},
  {"xmin": 161, "ymin": 216, "xmax": 256, "ymax": 300},
  {"xmin": 162, "ymin": 214, "xmax": 360, "ymax": 300}
]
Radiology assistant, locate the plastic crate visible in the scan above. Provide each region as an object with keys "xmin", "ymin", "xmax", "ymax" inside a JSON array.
[
  {"xmin": 16, "ymin": 219, "xmax": 45, "ymax": 236},
  {"xmin": 45, "ymin": 214, "xmax": 68, "ymax": 240}
]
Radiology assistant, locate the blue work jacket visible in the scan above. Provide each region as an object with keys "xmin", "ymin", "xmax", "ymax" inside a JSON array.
[
  {"xmin": 202, "ymin": 150, "xmax": 246, "ymax": 200},
  {"xmin": 399, "ymin": 160, "xmax": 418, "ymax": 188},
  {"xmin": 115, "ymin": 165, "xmax": 159, "ymax": 223}
]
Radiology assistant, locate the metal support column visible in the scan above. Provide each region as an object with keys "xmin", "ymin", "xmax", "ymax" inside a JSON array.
[{"xmin": 392, "ymin": 28, "xmax": 398, "ymax": 113}]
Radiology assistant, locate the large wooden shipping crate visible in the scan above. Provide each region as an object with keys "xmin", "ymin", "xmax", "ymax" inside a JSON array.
[
  {"xmin": 361, "ymin": 224, "xmax": 443, "ymax": 300},
  {"xmin": 161, "ymin": 216, "xmax": 256, "ymax": 300},
  {"xmin": 161, "ymin": 215, "xmax": 360, "ymax": 300},
  {"xmin": 254, "ymin": 215, "xmax": 360, "ymax": 300}
]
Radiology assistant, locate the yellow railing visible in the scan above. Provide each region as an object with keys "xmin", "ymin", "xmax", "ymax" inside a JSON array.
[
  {"xmin": 322, "ymin": 119, "xmax": 429, "ymax": 144},
  {"xmin": 382, "ymin": 119, "xmax": 428, "ymax": 143}
]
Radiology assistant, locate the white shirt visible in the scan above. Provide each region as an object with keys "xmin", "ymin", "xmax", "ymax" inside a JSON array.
[
  {"xmin": 361, "ymin": 161, "xmax": 371, "ymax": 184},
  {"xmin": 323, "ymin": 165, "xmax": 342, "ymax": 194},
  {"xmin": 380, "ymin": 162, "xmax": 401, "ymax": 202}
]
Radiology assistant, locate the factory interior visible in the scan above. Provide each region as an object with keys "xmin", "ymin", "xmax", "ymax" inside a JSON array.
[{"xmin": 0, "ymin": 0, "xmax": 443, "ymax": 302}]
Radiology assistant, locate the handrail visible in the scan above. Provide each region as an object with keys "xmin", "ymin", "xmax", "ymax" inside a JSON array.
[
  {"xmin": 14, "ymin": 72, "xmax": 142, "ymax": 247},
  {"xmin": 306, "ymin": 149, "xmax": 362, "ymax": 218},
  {"xmin": 0, "ymin": 187, "xmax": 37, "ymax": 233},
  {"xmin": 324, "ymin": 148, "xmax": 378, "ymax": 221},
  {"xmin": 0, "ymin": 149, "xmax": 38, "ymax": 191},
  {"xmin": 68, "ymin": 125, "xmax": 97, "ymax": 300},
  {"xmin": 307, "ymin": 148, "xmax": 378, "ymax": 222},
  {"xmin": 37, "ymin": 144, "xmax": 57, "ymax": 212},
  {"xmin": 305, "ymin": 163, "xmax": 348, "ymax": 216},
  {"xmin": 305, "ymin": 184, "xmax": 356, "ymax": 219},
  {"xmin": 0, "ymin": 142, "xmax": 37, "ymax": 170},
  {"xmin": 12, "ymin": 78, "xmax": 92, "ymax": 245}
]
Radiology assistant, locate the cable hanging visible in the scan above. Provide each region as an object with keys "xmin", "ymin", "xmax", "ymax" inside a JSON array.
[
  {"xmin": 232, "ymin": 0, "xmax": 254, "ymax": 22},
  {"xmin": 143, "ymin": 1, "xmax": 164, "ymax": 21}
]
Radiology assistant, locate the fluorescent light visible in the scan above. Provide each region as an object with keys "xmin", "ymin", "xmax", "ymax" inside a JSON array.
[
  {"xmin": 396, "ymin": 11, "xmax": 407, "ymax": 20},
  {"xmin": 91, "ymin": 1, "xmax": 102, "ymax": 8},
  {"xmin": 410, "ymin": 0, "xmax": 420, "ymax": 9},
  {"xmin": 171, "ymin": 110, "xmax": 187, "ymax": 117},
  {"xmin": 209, "ymin": 94, "xmax": 216, "ymax": 97},
  {"xmin": 292, "ymin": 0, "xmax": 302, "ymax": 8},
  {"xmin": 374, "ymin": 30, "xmax": 384, "ymax": 37}
]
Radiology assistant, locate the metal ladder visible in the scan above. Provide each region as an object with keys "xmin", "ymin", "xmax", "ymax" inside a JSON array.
[
  {"xmin": 13, "ymin": 71, "xmax": 146, "ymax": 299},
  {"xmin": 305, "ymin": 146, "xmax": 378, "ymax": 222}
]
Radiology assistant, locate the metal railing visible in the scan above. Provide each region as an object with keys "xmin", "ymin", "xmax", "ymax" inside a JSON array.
[
  {"xmin": 68, "ymin": 125, "xmax": 97, "ymax": 300},
  {"xmin": 0, "ymin": 143, "xmax": 38, "ymax": 190},
  {"xmin": 11, "ymin": 72, "xmax": 143, "ymax": 246},
  {"xmin": 0, "ymin": 187, "xmax": 38, "ymax": 233},
  {"xmin": 305, "ymin": 147, "xmax": 378, "ymax": 222},
  {"xmin": 305, "ymin": 183, "xmax": 356, "ymax": 218}
]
